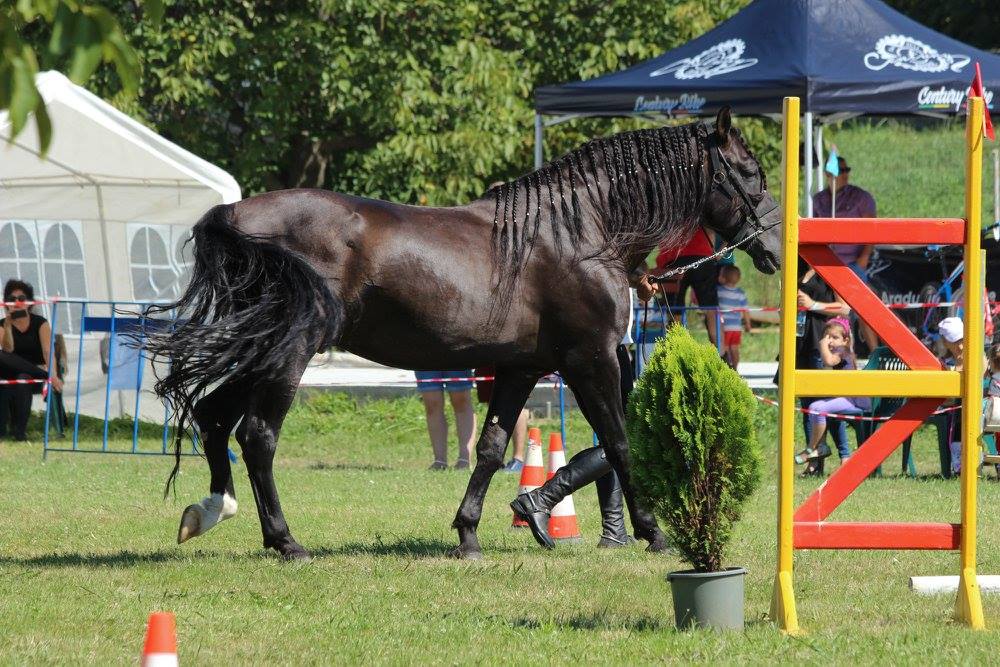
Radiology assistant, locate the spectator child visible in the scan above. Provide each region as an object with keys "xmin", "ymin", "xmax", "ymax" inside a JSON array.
[
  {"xmin": 938, "ymin": 317, "xmax": 965, "ymax": 475},
  {"xmin": 792, "ymin": 262, "xmax": 852, "ymax": 476},
  {"xmin": 717, "ymin": 265, "xmax": 751, "ymax": 369},
  {"xmin": 937, "ymin": 317, "xmax": 992, "ymax": 476},
  {"xmin": 795, "ymin": 318, "xmax": 871, "ymax": 474}
]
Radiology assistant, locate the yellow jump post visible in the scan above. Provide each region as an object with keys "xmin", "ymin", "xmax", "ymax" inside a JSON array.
[
  {"xmin": 771, "ymin": 96, "xmax": 986, "ymax": 632},
  {"xmin": 957, "ymin": 95, "xmax": 985, "ymax": 629},
  {"xmin": 770, "ymin": 95, "xmax": 800, "ymax": 634}
]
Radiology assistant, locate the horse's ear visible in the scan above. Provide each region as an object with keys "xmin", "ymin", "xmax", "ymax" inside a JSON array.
[{"xmin": 715, "ymin": 106, "xmax": 732, "ymax": 144}]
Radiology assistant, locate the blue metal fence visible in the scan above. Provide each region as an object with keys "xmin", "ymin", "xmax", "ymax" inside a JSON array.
[
  {"xmin": 39, "ymin": 298, "xmax": 200, "ymax": 459},
  {"xmin": 37, "ymin": 299, "xmax": 703, "ymax": 459}
]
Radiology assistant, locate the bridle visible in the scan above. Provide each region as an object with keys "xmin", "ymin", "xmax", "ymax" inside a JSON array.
[{"xmin": 650, "ymin": 130, "xmax": 780, "ymax": 283}]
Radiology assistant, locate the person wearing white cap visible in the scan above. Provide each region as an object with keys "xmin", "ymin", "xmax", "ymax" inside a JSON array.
[
  {"xmin": 937, "ymin": 316, "xmax": 965, "ymax": 476},
  {"xmin": 938, "ymin": 316, "xmax": 964, "ymax": 368}
]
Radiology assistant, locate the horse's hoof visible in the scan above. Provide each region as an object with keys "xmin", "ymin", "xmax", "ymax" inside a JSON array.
[
  {"xmin": 597, "ymin": 535, "xmax": 636, "ymax": 549},
  {"xmin": 272, "ymin": 541, "xmax": 311, "ymax": 561},
  {"xmin": 177, "ymin": 504, "xmax": 202, "ymax": 544},
  {"xmin": 177, "ymin": 494, "xmax": 237, "ymax": 544},
  {"xmin": 644, "ymin": 535, "xmax": 676, "ymax": 554},
  {"xmin": 447, "ymin": 545, "xmax": 483, "ymax": 560}
]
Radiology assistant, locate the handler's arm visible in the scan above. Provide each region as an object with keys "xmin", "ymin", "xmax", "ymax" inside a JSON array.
[{"xmin": 630, "ymin": 266, "xmax": 657, "ymax": 302}]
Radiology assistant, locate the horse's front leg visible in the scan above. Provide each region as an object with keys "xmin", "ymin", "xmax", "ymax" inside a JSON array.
[
  {"xmin": 562, "ymin": 351, "xmax": 669, "ymax": 552},
  {"xmin": 450, "ymin": 369, "xmax": 539, "ymax": 559}
]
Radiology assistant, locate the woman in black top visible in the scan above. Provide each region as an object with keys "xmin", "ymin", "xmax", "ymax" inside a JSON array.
[
  {"xmin": 793, "ymin": 260, "xmax": 852, "ymax": 476},
  {"xmin": 0, "ymin": 279, "xmax": 63, "ymax": 441}
]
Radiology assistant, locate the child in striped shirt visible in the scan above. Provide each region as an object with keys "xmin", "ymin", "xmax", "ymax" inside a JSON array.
[{"xmin": 717, "ymin": 265, "xmax": 751, "ymax": 369}]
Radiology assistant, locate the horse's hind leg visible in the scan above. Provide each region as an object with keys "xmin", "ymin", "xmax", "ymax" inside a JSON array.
[
  {"xmin": 450, "ymin": 368, "xmax": 539, "ymax": 559},
  {"xmin": 235, "ymin": 355, "xmax": 311, "ymax": 560},
  {"xmin": 177, "ymin": 382, "xmax": 244, "ymax": 544}
]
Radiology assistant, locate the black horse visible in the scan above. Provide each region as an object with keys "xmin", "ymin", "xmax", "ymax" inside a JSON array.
[{"xmin": 145, "ymin": 108, "xmax": 781, "ymax": 560}]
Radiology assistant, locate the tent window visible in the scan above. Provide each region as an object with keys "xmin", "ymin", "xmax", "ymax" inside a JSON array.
[
  {"xmin": 130, "ymin": 226, "xmax": 177, "ymax": 301},
  {"xmin": 173, "ymin": 229, "xmax": 193, "ymax": 292},
  {"xmin": 0, "ymin": 222, "xmax": 41, "ymax": 299},
  {"xmin": 41, "ymin": 223, "xmax": 87, "ymax": 333}
]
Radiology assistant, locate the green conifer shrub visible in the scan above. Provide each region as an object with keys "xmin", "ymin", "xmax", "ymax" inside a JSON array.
[{"xmin": 627, "ymin": 325, "xmax": 763, "ymax": 572}]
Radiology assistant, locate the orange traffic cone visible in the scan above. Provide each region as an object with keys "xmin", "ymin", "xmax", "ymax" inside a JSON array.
[
  {"xmin": 512, "ymin": 427, "xmax": 545, "ymax": 528},
  {"xmin": 546, "ymin": 433, "xmax": 582, "ymax": 542},
  {"xmin": 141, "ymin": 611, "xmax": 178, "ymax": 667}
]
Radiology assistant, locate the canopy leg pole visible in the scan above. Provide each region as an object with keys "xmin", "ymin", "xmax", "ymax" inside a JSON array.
[
  {"xmin": 534, "ymin": 113, "xmax": 544, "ymax": 170},
  {"xmin": 993, "ymin": 148, "xmax": 998, "ymax": 224},
  {"xmin": 804, "ymin": 112, "xmax": 814, "ymax": 217},
  {"xmin": 816, "ymin": 124, "xmax": 825, "ymax": 192},
  {"xmin": 96, "ymin": 185, "xmax": 115, "ymax": 301}
]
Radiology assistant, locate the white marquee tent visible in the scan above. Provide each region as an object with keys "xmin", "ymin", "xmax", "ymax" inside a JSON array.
[{"xmin": 0, "ymin": 71, "xmax": 241, "ymax": 330}]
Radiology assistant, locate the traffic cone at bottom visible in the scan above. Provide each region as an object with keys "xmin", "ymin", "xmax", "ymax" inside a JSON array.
[
  {"xmin": 512, "ymin": 427, "xmax": 545, "ymax": 528},
  {"xmin": 142, "ymin": 611, "xmax": 178, "ymax": 667},
  {"xmin": 546, "ymin": 433, "xmax": 582, "ymax": 542}
]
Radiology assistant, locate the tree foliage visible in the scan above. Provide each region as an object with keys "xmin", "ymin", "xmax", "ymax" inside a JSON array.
[
  {"xmin": 1, "ymin": 0, "xmax": 160, "ymax": 152},
  {"xmin": 626, "ymin": 326, "xmax": 762, "ymax": 572},
  {"xmin": 884, "ymin": 1, "xmax": 1000, "ymax": 52},
  {"xmin": 64, "ymin": 0, "xmax": 758, "ymax": 202},
  {"xmin": 12, "ymin": 2, "xmax": 992, "ymax": 205}
]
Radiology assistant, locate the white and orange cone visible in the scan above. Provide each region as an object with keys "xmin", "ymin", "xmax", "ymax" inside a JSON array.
[
  {"xmin": 141, "ymin": 611, "xmax": 178, "ymax": 667},
  {"xmin": 546, "ymin": 433, "xmax": 582, "ymax": 542},
  {"xmin": 512, "ymin": 427, "xmax": 545, "ymax": 528}
]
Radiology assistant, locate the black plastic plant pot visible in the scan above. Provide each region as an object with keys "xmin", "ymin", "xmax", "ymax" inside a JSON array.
[{"xmin": 667, "ymin": 567, "xmax": 747, "ymax": 630}]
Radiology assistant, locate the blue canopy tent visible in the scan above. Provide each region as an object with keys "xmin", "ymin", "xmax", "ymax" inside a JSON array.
[{"xmin": 533, "ymin": 0, "xmax": 1000, "ymax": 215}]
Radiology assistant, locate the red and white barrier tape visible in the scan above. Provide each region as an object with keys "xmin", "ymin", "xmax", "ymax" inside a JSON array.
[
  {"xmin": 643, "ymin": 300, "xmax": 975, "ymax": 315},
  {"xmin": 413, "ymin": 373, "xmax": 561, "ymax": 384},
  {"xmin": 415, "ymin": 375, "xmax": 494, "ymax": 383},
  {"xmin": 753, "ymin": 393, "xmax": 960, "ymax": 422},
  {"xmin": 0, "ymin": 377, "xmax": 51, "ymax": 398},
  {"xmin": 0, "ymin": 299, "xmax": 57, "ymax": 307}
]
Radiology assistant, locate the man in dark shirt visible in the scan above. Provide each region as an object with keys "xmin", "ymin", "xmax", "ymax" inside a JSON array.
[{"xmin": 811, "ymin": 155, "xmax": 878, "ymax": 352}]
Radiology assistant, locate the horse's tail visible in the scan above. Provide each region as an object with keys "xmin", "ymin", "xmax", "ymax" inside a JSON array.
[{"xmin": 143, "ymin": 203, "xmax": 342, "ymax": 495}]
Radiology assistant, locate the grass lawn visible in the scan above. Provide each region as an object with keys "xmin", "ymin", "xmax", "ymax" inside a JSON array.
[{"xmin": 3, "ymin": 392, "xmax": 999, "ymax": 664}]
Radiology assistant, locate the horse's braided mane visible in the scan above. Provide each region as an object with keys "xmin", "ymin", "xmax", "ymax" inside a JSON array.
[{"xmin": 486, "ymin": 120, "xmax": 737, "ymax": 324}]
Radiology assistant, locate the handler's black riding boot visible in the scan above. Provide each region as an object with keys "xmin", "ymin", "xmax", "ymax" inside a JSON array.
[
  {"xmin": 595, "ymin": 468, "xmax": 634, "ymax": 548},
  {"xmin": 510, "ymin": 447, "xmax": 612, "ymax": 549}
]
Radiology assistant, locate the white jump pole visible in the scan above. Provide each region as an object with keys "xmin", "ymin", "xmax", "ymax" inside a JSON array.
[{"xmin": 909, "ymin": 575, "xmax": 1000, "ymax": 595}]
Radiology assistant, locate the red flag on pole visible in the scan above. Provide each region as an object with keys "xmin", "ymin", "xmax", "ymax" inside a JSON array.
[{"xmin": 969, "ymin": 62, "xmax": 995, "ymax": 141}]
